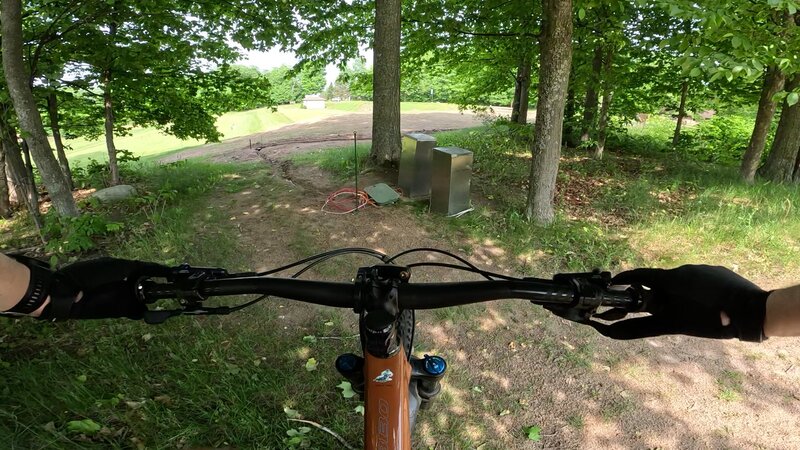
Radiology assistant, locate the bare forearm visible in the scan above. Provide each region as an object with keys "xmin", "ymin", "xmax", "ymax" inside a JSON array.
[
  {"xmin": 0, "ymin": 253, "xmax": 30, "ymax": 311},
  {"xmin": 1, "ymin": 253, "xmax": 49, "ymax": 316},
  {"xmin": 764, "ymin": 284, "xmax": 800, "ymax": 337}
]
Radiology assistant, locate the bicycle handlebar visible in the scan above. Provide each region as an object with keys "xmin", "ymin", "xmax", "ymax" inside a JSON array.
[{"xmin": 138, "ymin": 267, "xmax": 646, "ymax": 319}]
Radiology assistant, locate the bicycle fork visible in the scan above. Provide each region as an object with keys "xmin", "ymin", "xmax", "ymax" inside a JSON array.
[{"xmin": 336, "ymin": 352, "xmax": 447, "ymax": 441}]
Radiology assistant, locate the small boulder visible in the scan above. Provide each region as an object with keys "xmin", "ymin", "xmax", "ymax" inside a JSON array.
[{"xmin": 91, "ymin": 185, "xmax": 137, "ymax": 203}]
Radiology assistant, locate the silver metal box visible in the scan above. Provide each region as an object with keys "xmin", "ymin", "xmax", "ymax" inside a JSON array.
[
  {"xmin": 399, "ymin": 133, "xmax": 437, "ymax": 199},
  {"xmin": 430, "ymin": 147, "xmax": 473, "ymax": 216}
]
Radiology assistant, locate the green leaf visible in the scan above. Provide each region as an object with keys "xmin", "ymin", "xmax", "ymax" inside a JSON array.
[
  {"xmin": 788, "ymin": 92, "xmax": 800, "ymax": 107},
  {"xmin": 283, "ymin": 407, "xmax": 301, "ymax": 419},
  {"xmin": 67, "ymin": 419, "xmax": 102, "ymax": 435},
  {"xmin": 731, "ymin": 36, "xmax": 742, "ymax": 48},
  {"xmin": 578, "ymin": 8, "xmax": 586, "ymax": 20},
  {"xmin": 76, "ymin": 374, "xmax": 87, "ymax": 383},
  {"xmin": 689, "ymin": 67, "xmax": 702, "ymax": 77},
  {"xmin": 499, "ymin": 409, "xmax": 511, "ymax": 416},
  {"xmin": 354, "ymin": 405, "xmax": 365, "ymax": 415},
  {"xmin": 305, "ymin": 358, "xmax": 318, "ymax": 371},
  {"xmin": 751, "ymin": 59, "xmax": 764, "ymax": 72},
  {"xmin": 302, "ymin": 335, "xmax": 317, "ymax": 343},
  {"xmin": 525, "ymin": 425, "xmax": 542, "ymax": 442},
  {"xmin": 337, "ymin": 381, "xmax": 357, "ymax": 399},
  {"xmin": 472, "ymin": 386, "xmax": 483, "ymax": 393},
  {"xmin": 789, "ymin": 3, "xmax": 797, "ymax": 15}
]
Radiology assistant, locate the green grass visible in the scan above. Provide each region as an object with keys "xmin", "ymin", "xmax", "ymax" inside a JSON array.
[
  {"xmin": 567, "ymin": 414, "xmax": 585, "ymax": 430},
  {"xmin": 325, "ymin": 100, "xmax": 370, "ymax": 112},
  {"xmin": 62, "ymin": 102, "xmax": 459, "ymax": 165},
  {"xmin": 400, "ymin": 102, "xmax": 460, "ymax": 112},
  {"xmin": 291, "ymin": 143, "xmax": 371, "ymax": 180},
  {"xmin": 716, "ymin": 370, "xmax": 744, "ymax": 402},
  {"xmin": 292, "ymin": 117, "xmax": 800, "ymax": 280},
  {"xmin": 61, "ymin": 105, "xmax": 332, "ymax": 164},
  {"xmin": 0, "ymin": 162, "xmax": 365, "ymax": 449}
]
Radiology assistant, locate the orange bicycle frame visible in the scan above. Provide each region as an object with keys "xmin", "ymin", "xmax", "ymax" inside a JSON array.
[{"xmin": 363, "ymin": 348, "xmax": 412, "ymax": 450}]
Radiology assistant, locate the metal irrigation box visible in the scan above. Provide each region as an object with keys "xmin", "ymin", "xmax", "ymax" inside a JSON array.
[
  {"xmin": 399, "ymin": 133, "xmax": 437, "ymax": 199},
  {"xmin": 430, "ymin": 147, "xmax": 473, "ymax": 216}
]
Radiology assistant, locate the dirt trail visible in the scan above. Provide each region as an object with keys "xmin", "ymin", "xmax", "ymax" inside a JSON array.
[
  {"xmin": 161, "ymin": 110, "xmax": 489, "ymax": 164},
  {"xmin": 211, "ymin": 159, "xmax": 800, "ymax": 449}
]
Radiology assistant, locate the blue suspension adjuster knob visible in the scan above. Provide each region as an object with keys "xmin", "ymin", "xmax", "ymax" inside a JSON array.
[{"xmin": 423, "ymin": 355, "xmax": 447, "ymax": 376}]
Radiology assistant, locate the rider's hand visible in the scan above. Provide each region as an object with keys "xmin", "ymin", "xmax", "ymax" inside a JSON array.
[
  {"xmin": 44, "ymin": 258, "xmax": 171, "ymax": 320},
  {"xmin": 589, "ymin": 265, "xmax": 769, "ymax": 342}
]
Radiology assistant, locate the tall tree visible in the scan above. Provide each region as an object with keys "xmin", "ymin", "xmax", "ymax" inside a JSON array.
[
  {"xmin": 0, "ymin": 143, "xmax": 9, "ymax": 218},
  {"xmin": 579, "ymin": 45, "xmax": 602, "ymax": 143},
  {"xmin": 740, "ymin": 67, "xmax": 785, "ymax": 182},
  {"xmin": 664, "ymin": 0, "xmax": 800, "ymax": 181},
  {"xmin": 671, "ymin": 79, "xmax": 689, "ymax": 146},
  {"xmin": 759, "ymin": 75, "xmax": 800, "ymax": 182},
  {"xmin": 402, "ymin": 0, "xmax": 540, "ymax": 115},
  {"xmin": 1, "ymin": 0, "xmax": 78, "ymax": 217},
  {"xmin": 594, "ymin": 46, "xmax": 614, "ymax": 159},
  {"xmin": 370, "ymin": 0, "xmax": 402, "ymax": 165},
  {"xmin": 46, "ymin": 90, "xmax": 73, "ymax": 190},
  {"xmin": 0, "ymin": 106, "xmax": 43, "ymax": 230},
  {"xmin": 511, "ymin": 51, "xmax": 533, "ymax": 124},
  {"xmin": 525, "ymin": 0, "xmax": 573, "ymax": 224}
]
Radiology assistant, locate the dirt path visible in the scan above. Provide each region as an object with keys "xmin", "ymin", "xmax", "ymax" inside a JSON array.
[
  {"xmin": 211, "ymin": 161, "xmax": 800, "ymax": 449},
  {"xmin": 161, "ymin": 110, "xmax": 489, "ymax": 164}
]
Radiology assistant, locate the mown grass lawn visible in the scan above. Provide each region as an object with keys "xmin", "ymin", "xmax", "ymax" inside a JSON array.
[{"xmin": 59, "ymin": 101, "xmax": 461, "ymax": 165}]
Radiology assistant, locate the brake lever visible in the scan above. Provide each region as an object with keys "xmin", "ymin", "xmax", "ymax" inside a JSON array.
[
  {"xmin": 141, "ymin": 264, "xmax": 253, "ymax": 323},
  {"xmin": 544, "ymin": 270, "xmax": 615, "ymax": 323},
  {"xmin": 544, "ymin": 271, "xmax": 654, "ymax": 323}
]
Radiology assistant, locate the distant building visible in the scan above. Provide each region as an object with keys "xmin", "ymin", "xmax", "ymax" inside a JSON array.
[{"xmin": 302, "ymin": 94, "xmax": 326, "ymax": 110}]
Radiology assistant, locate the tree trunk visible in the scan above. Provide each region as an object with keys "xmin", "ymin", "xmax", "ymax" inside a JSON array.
[
  {"xmin": 47, "ymin": 91, "xmax": 74, "ymax": 190},
  {"xmin": 368, "ymin": 0, "xmax": 402, "ymax": 165},
  {"xmin": 0, "ymin": 143, "xmax": 10, "ymax": 218},
  {"xmin": 740, "ymin": 67, "xmax": 786, "ymax": 182},
  {"xmin": 20, "ymin": 139, "xmax": 40, "ymax": 211},
  {"xmin": 1, "ymin": 0, "xmax": 78, "ymax": 217},
  {"xmin": 102, "ymin": 66, "xmax": 121, "ymax": 185},
  {"xmin": 672, "ymin": 79, "xmax": 689, "ymax": 146},
  {"xmin": 579, "ymin": 45, "xmax": 602, "ymax": 143},
  {"xmin": 793, "ymin": 144, "xmax": 800, "ymax": 182},
  {"xmin": 759, "ymin": 76, "xmax": 800, "ymax": 183},
  {"xmin": 525, "ymin": 0, "xmax": 573, "ymax": 224},
  {"xmin": 595, "ymin": 91, "xmax": 613, "ymax": 159},
  {"xmin": 564, "ymin": 80, "xmax": 577, "ymax": 146},
  {"xmin": 0, "ymin": 116, "xmax": 28, "ymax": 204},
  {"xmin": 511, "ymin": 70, "xmax": 522, "ymax": 122},
  {"xmin": 594, "ymin": 46, "xmax": 614, "ymax": 159},
  {"xmin": 511, "ymin": 52, "xmax": 533, "ymax": 125},
  {"xmin": 0, "ymin": 120, "xmax": 43, "ymax": 230}
]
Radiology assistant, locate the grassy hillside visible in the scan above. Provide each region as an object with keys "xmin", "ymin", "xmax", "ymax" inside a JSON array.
[{"xmin": 61, "ymin": 102, "xmax": 459, "ymax": 164}]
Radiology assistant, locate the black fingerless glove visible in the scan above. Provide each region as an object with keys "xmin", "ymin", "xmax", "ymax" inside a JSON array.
[
  {"xmin": 4, "ymin": 255, "xmax": 170, "ymax": 321},
  {"xmin": 589, "ymin": 265, "xmax": 769, "ymax": 342},
  {"xmin": 46, "ymin": 257, "xmax": 172, "ymax": 320}
]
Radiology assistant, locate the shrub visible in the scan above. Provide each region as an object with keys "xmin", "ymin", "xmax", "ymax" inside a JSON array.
[
  {"xmin": 677, "ymin": 115, "xmax": 766, "ymax": 165},
  {"xmin": 71, "ymin": 149, "xmax": 141, "ymax": 189},
  {"xmin": 43, "ymin": 211, "xmax": 122, "ymax": 256}
]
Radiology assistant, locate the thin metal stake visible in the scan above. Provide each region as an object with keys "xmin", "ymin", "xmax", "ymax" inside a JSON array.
[{"xmin": 353, "ymin": 131, "xmax": 359, "ymax": 213}]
